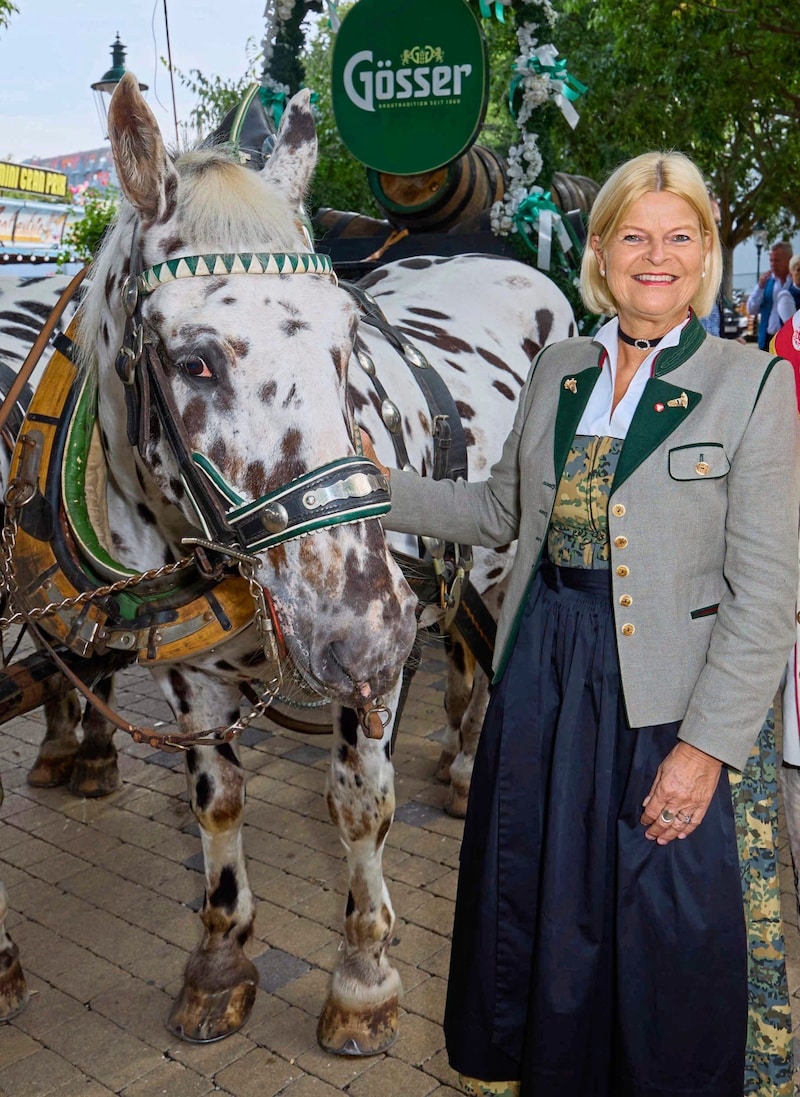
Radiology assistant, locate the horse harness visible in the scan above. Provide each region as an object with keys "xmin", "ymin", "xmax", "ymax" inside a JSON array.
[{"xmin": 0, "ymin": 248, "xmax": 496, "ymax": 750}]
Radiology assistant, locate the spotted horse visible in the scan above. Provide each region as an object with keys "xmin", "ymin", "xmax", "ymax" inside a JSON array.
[{"xmin": 0, "ymin": 75, "xmax": 574, "ymax": 1052}]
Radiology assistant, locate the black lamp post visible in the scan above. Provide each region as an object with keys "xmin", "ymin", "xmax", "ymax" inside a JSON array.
[
  {"xmin": 753, "ymin": 222, "xmax": 768, "ymax": 281},
  {"xmin": 91, "ymin": 35, "xmax": 148, "ymax": 139}
]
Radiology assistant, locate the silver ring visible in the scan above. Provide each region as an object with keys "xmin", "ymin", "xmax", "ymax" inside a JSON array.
[
  {"xmin": 677, "ymin": 811, "xmax": 693, "ymax": 825},
  {"xmin": 660, "ymin": 808, "xmax": 675, "ymax": 823}
]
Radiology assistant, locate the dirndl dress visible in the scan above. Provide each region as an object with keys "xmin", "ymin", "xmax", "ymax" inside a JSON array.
[{"xmin": 444, "ymin": 435, "xmax": 793, "ymax": 1097}]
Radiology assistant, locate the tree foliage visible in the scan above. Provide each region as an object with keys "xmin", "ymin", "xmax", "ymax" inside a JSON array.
[
  {"xmin": 554, "ymin": 0, "xmax": 800, "ymax": 288},
  {"xmin": 0, "ymin": 1, "xmax": 16, "ymax": 32}
]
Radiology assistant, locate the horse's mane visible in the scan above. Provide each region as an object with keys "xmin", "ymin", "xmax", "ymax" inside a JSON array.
[{"xmin": 77, "ymin": 145, "xmax": 305, "ymax": 376}]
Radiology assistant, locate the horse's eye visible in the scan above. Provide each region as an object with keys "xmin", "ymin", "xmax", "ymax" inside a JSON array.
[{"xmin": 181, "ymin": 356, "xmax": 212, "ymax": 379}]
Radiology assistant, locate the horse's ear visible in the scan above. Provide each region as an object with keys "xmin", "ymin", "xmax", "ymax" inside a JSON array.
[
  {"xmin": 260, "ymin": 88, "xmax": 317, "ymax": 208},
  {"xmin": 107, "ymin": 72, "xmax": 179, "ymax": 224}
]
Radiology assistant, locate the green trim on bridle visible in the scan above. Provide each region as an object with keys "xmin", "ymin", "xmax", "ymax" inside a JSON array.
[{"xmin": 137, "ymin": 251, "xmax": 336, "ymax": 296}]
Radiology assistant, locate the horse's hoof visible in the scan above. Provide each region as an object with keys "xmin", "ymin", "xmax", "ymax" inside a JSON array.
[
  {"xmin": 166, "ymin": 955, "xmax": 258, "ymax": 1043},
  {"xmin": 445, "ymin": 781, "xmax": 469, "ymax": 819},
  {"xmin": 317, "ymin": 992, "xmax": 399, "ymax": 1056},
  {"xmin": 68, "ymin": 754, "xmax": 121, "ymax": 798},
  {"xmin": 27, "ymin": 747, "xmax": 78, "ymax": 788},
  {"xmin": 0, "ymin": 940, "xmax": 29, "ymax": 1021},
  {"xmin": 434, "ymin": 749, "xmax": 456, "ymax": 785}
]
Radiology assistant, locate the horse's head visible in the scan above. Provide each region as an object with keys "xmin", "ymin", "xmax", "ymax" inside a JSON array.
[{"xmin": 85, "ymin": 74, "xmax": 417, "ymax": 707}]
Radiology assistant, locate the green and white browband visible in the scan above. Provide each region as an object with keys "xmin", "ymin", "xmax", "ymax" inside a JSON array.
[{"xmin": 137, "ymin": 251, "xmax": 335, "ymax": 295}]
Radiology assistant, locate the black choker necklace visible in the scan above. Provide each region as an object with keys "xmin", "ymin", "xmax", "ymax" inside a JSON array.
[{"xmin": 618, "ymin": 326, "xmax": 664, "ymax": 351}]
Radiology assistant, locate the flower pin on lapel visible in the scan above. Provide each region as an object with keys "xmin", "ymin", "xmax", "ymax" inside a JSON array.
[
  {"xmin": 667, "ymin": 391, "xmax": 689, "ymax": 408},
  {"xmin": 564, "ymin": 378, "xmax": 577, "ymax": 393}
]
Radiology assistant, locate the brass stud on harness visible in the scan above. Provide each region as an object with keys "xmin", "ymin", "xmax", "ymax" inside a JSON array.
[
  {"xmin": 260, "ymin": 502, "xmax": 290, "ymax": 534},
  {"xmin": 381, "ymin": 399, "xmax": 402, "ymax": 433}
]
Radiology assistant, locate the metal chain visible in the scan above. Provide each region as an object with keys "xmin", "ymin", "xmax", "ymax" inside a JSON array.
[
  {"xmin": 0, "ymin": 508, "xmax": 195, "ymax": 632},
  {"xmin": 0, "ymin": 509, "xmax": 288, "ymax": 748}
]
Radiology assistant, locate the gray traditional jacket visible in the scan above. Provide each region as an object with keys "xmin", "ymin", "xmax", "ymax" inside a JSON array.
[{"xmin": 385, "ymin": 318, "xmax": 800, "ymax": 769}]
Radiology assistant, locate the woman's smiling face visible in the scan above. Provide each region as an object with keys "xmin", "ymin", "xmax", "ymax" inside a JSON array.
[{"xmin": 592, "ymin": 190, "xmax": 710, "ymax": 336}]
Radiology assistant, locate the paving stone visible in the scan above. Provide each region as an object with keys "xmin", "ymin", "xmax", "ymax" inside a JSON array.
[
  {"xmin": 2, "ymin": 654, "xmax": 799, "ymax": 1094},
  {"xmin": 253, "ymin": 947, "xmax": 312, "ymax": 993},
  {"xmin": 0, "ymin": 1047, "xmax": 96, "ymax": 1097},
  {"xmin": 119, "ymin": 1059, "xmax": 215, "ymax": 1097},
  {"xmin": 214, "ymin": 1046, "xmax": 301, "ymax": 1097}
]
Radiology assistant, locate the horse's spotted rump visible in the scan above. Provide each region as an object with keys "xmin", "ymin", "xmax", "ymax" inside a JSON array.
[
  {"xmin": 535, "ymin": 308, "xmax": 555, "ymax": 344},
  {"xmin": 522, "ymin": 337, "xmax": 542, "ymax": 362},
  {"xmin": 398, "ymin": 257, "xmax": 433, "ymax": 270},
  {"xmin": 477, "ymin": 346, "xmax": 525, "ymax": 386},
  {"xmin": 492, "ymin": 380, "xmax": 516, "ymax": 401},
  {"xmin": 407, "ymin": 306, "xmax": 450, "ymax": 320},
  {"xmin": 397, "ymin": 321, "xmax": 473, "ymax": 356}
]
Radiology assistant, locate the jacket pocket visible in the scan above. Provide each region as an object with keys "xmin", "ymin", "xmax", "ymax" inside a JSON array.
[{"xmin": 668, "ymin": 442, "xmax": 730, "ymax": 481}]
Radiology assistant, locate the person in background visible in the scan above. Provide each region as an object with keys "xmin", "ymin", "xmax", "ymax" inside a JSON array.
[
  {"xmin": 776, "ymin": 254, "xmax": 800, "ymax": 325},
  {"xmin": 747, "ymin": 240, "xmax": 793, "ymax": 348},
  {"xmin": 364, "ymin": 150, "xmax": 799, "ymax": 1096}
]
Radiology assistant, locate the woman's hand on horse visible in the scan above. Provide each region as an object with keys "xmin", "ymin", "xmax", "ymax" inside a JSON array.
[
  {"xmin": 640, "ymin": 741, "xmax": 723, "ymax": 845},
  {"xmin": 360, "ymin": 428, "xmax": 391, "ymax": 480}
]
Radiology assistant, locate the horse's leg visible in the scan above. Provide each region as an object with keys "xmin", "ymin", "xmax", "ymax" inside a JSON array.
[
  {"xmin": 159, "ymin": 671, "xmax": 258, "ymax": 1043},
  {"xmin": 439, "ymin": 578, "xmax": 509, "ymax": 817},
  {"xmin": 68, "ymin": 676, "xmax": 120, "ymax": 798},
  {"xmin": 441, "ymin": 631, "xmax": 484, "ymax": 819},
  {"xmin": 27, "ymin": 688, "xmax": 81, "ymax": 788},
  {"xmin": 318, "ymin": 686, "xmax": 401, "ymax": 1056},
  {"xmin": 435, "ymin": 629, "xmax": 474, "ymax": 775}
]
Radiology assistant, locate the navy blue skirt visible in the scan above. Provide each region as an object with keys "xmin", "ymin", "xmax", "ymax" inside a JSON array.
[{"xmin": 443, "ymin": 561, "xmax": 747, "ymax": 1097}]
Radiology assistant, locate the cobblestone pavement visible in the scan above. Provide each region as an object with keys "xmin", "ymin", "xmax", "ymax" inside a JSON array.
[{"xmin": 0, "ymin": 639, "xmax": 798, "ymax": 1096}]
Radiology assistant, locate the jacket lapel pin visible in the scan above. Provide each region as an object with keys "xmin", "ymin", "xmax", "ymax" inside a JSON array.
[
  {"xmin": 667, "ymin": 391, "xmax": 689, "ymax": 408},
  {"xmin": 564, "ymin": 378, "xmax": 577, "ymax": 393}
]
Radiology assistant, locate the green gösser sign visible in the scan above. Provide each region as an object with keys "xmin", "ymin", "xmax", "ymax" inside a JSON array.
[{"xmin": 331, "ymin": 0, "xmax": 489, "ymax": 175}]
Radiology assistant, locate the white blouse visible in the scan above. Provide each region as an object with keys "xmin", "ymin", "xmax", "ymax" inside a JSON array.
[{"xmin": 577, "ymin": 316, "xmax": 688, "ymax": 438}]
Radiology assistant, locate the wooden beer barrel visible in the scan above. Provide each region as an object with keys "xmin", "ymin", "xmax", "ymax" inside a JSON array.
[
  {"xmin": 551, "ymin": 172, "xmax": 600, "ymax": 215},
  {"xmin": 367, "ymin": 145, "xmax": 508, "ymax": 233}
]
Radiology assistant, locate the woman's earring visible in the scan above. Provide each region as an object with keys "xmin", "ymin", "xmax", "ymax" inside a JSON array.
[{"xmin": 600, "ymin": 267, "xmax": 606, "ymax": 277}]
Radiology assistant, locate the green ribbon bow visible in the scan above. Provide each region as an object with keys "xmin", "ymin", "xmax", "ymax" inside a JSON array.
[
  {"xmin": 513, "ymin": 187, "xmax": 584, "ymax": 275},
  {"xmin": 259, "ymin": 86, "xmax": 319, "ymax": 129},
  {"xmin": 509, "ymin": 44, "xmax": 587, "ymax": 129},
  {"xmin": 478, "ymin": 0, "xmax": 509, "ymax": 22}
]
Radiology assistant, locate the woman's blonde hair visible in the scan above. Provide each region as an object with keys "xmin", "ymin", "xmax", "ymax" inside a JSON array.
[
  {"xmin": 790, "ymin": 254, "xmax": 800, "ymax": 273},
  {"xmin": 580, "ymin": 151, "xmax": 721, "ymax": 318}
]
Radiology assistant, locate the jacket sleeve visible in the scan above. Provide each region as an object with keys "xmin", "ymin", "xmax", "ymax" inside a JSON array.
[
  {"xmin": 678, "ymin": 357, "xmax": 800, "ymax": 769},
  {"xmin": 382, "ymin": 351, "xmax": 544, "ymax": 546},
  {"xmin": 747, "ymin": 282, "xmax": 764, "ymax": 315}
]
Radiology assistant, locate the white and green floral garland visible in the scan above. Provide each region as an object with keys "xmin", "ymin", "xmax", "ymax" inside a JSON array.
[{"xmin": 486, "ymin": 0, "xmax": 587, "ymax": 276}]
